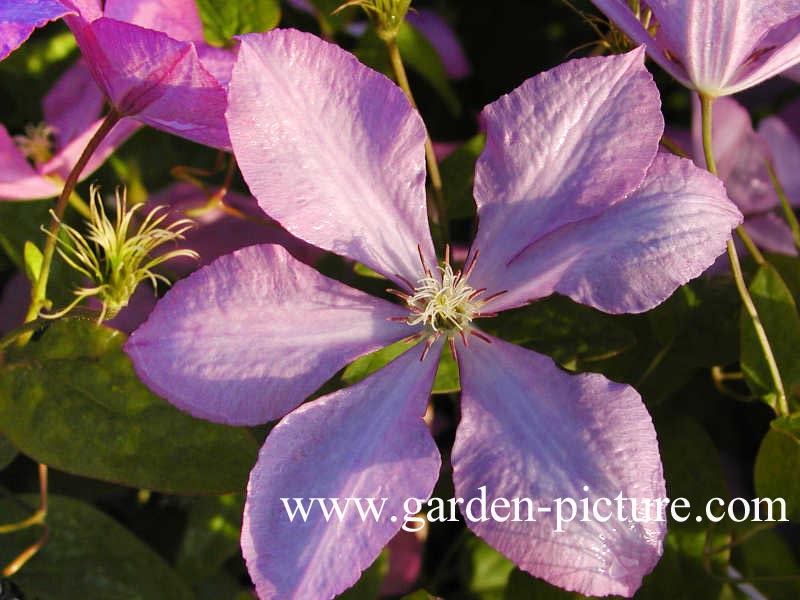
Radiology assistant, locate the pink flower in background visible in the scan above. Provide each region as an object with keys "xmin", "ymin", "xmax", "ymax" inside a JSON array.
[
  {"xmin": 590, "ymin": 0, "xmax": 800, "ymax": 96},
  {"xmin": 688, "ymin": 96, "xmax": 799, "ymax": 256},
  {"xmin": 125, "ymin": 31, "xmax": 741, "ymax": 598},
  {"xmin": 0, "ymin": 59, "xmax": 140, "ymax": 201},
  {"xmin": 60, "ymin": 0, "xmax": 231, "ymax": 149}
]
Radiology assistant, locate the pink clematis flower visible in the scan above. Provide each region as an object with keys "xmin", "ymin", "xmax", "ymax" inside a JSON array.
[
  {"xmin": 0, "ymin": 0, "xmax": 72, "ymax": 61},
  {"xmin": 688, "ymin": 96, "xmax": 799, "ymax": 255},
  {"xmin": 0, "ymin": 59, "xmax": 140, "ymax": 201},
  {"xmin": 59, "ymin": 0, "xmax": 231, "ymax": 149},
  {"xmin": 590, "ymin": 0, "xmax": 800, "ymax": 97},
  {"xmin": 125, "ymin": 31, "xmax": 742, "ymax": 598}
]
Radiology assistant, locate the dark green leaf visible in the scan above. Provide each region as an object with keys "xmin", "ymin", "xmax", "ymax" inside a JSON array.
[
  {"xmin": 0, "ymin": 320, "xmax": 258, "ymax": 494},
  {"xmin": 732, "ymin": 528, "xmax": 800, "ymax": 600},
  {"xmin": 479, "ymin": 294, "xmax": 635, "ymax": 371},
  {"xmin": 754, "ymin": 414, "xmax": 800, "ymax": 520},
  {"xmin": 176, "ymin": 495, "xmax": 245, "ymax": 582},
  {"xmin": 0, "ymin": 494, "xmax": 194, "ymax": 600},
  {"xmin": 439, "ymin": 134, "xmax": 485, "ymax": 220},
  {"xmin": 504, "ymin": 568, "xmax": 586, "ymax": 599},
  {"xmin": 740, "ymin": 264, "xmax": 800, "ymax": 408},
  {"xmin": 196, "ymin": 0, "xmax": 281, "ymax": 47},
  {"xmin": 0, "ymin": 433, "xmax": 17, "ymax": 470}
]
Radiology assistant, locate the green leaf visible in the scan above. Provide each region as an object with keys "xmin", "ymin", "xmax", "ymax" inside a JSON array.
[
  {"xmin": 0, "ymin": 433, "xmax": 17, "ymax": 470},
  {"xmin": 0, "ymin": 494, "xmax": 194, "ymax": 600},
  {"xmin": 0, "ymin": 320, "xmax": 258, "ymax": 494},
  {"xmin": 740, "ymin": 264, "xmax": 800, "ymax": 408},
  {"xmin": 466, "ymin": 536, "xmax": 514, "ymax": 598},
  {"xmin": 754, "ymin": 414, "xmax": 800, "ymax": 520},
  {"xmin": 342, "ymin": 341, "xmax": 460, "ymax": 393},
  {"xmin": 22, "ymin": 240, "xmax": 43, "ymax": 284},
  {"xmin": 176, "ymin": 495, "xmax": 245, "ymax": 582},
  {"xmin": 397, "ymin": 22, "xmax": 461, "ymax": 116},
  {"xmin": 195, "ymin": 0, "xmax": 281, "ymax": 47},
  {"xmin": 732, "ymin": 528, "xmax": 800, "ymax": 599},
  {"xmin": 479, "ymin": 294, "xmax": 635, "ymax": 371},
  {"xmin": 439, "ymin": 134, "xmax": 485, "ymax": 220}
]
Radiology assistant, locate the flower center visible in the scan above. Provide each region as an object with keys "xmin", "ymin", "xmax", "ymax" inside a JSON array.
[
  {"xmin": 14, "ymin": 122, "xmax": 55, "ymax": 166},
  {"xmin": 407, "ymin": 261, "xmax": 479, "ymax": 336}
]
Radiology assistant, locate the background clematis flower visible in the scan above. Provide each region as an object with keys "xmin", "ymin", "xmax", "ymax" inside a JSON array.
[
  {"xmin": 59, "ymin": 0, "xmax": 231, "ymax": 149},
  {"xmin": 590, "ymin": 0, "xmax": 800, "ymax": 97},
  {"xmin": 124, "ymin": 31, "xmax": 742, "ymax": 598},
  {"xmin": 0, "ymin": 59, "xmax": 140, "ymax": 201},
  {"xmin": 686, "ymin": 96, "xmax": 799, "ymax": 256},
  {"xmin": 0, "ymin": 0, "xmax": 72, "ymax": 61}
]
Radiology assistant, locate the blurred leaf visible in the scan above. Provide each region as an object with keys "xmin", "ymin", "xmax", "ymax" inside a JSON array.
[
  {"xmin": 635, "ymin": 529, "xmax": 733, "ymax": 600},
  {"xmin": 355, "ymin": 23, "xmax": 461, "ymax": 116},
  {"xmin": 397, "ymin": 22, "xmax": 461, "ymax": 116},
  {"xmin": 439, "ymin": 134, "xmax": 485, "ymax": 220},
  {"xmin": 343, "ymin": 340, "xmax": 459, "ymax": 393},
  {"xmin": 0, "ymin": 494, "xmax": 194, "ymax": 600},
  {"xmin": 653, "ymin": 411, "xmax": 728, "ymax": 532},
  {"xmin": 767, "ymin": 253, "xmax": 800, "ymax": 305},
  {"xmin": 336, "ymin": 550, "xmax": 388, "ymax": 599},
  {"xmin": 740, "ymin": 264, "xmax": 800, "ymax": 409},
  {"xmin": 0, "ymin": 434, "xmax": 17, "ymax": 470},
  {"xmin": 465, "ymin": 535, "xmax": 514, "ymax": 598},
  {"xmin": 479, "ymin": 294, "xmax": 635, "ymax": 370},
  {"xmin": 400, "ymin": 591, "xmax": 434, "ymax": 600},
  {"xmin": 0, "ymin": 320, "xmax": 258, "ymax": 494},
  {"xmin": 732, "ymin": 528, "xmax": 800, "ymax": 600},
  {"xmin": 196, "ymin": 0, "xmax": 281, "ymax": 47},
  {"xmin": 176, "ymin": 494, "xmax": 245, "ymax": 582},
  {"xmin": 754, "ymin": 414, "xmax": 800, "ymax": 520},
  {"xmin": 504, "ymin": 569, "xmax": 586, "ymax": 599}
]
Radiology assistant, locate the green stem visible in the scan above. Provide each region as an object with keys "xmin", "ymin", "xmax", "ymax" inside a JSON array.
[
  {"xmin": 384, "ymin": 36, "xmax": 449, "ymax": 240},
  {"xmin": 700, "ymin": 94, "xmax": 788, "ymax": 417},
  {"xmin": 766, "ymin": 160, "xmax": 800, "ymax": 253},
  {"xmin": 23, "ymin": 109, "xmax": 122, "ymax": 327}
]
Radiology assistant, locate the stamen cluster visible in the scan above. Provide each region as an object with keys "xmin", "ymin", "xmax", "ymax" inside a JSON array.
[
  {"xmin": 44, "ymin": 185, "xmax": 198, "ymax": 322},
  {"xmin": 407, "ymin": 261, "xmax": 479, "ymax": 335},
  {"xmin": 14, "ymin": 122, "xmax": 55, "ymax": 166}
]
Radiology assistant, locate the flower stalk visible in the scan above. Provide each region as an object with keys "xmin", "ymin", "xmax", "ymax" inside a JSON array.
[
  {"xmin": 23, "ymin": 109, "xmax": 122, "ymax": 329},
  {"xmin": 700, "ymin": 94, "xmax": 788, "ymax": 417}
]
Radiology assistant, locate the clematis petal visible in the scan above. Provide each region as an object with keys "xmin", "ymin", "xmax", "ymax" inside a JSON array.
[
  {"xmin": 104, "ymin": 0, "xmax": 205, "ymax": 42},
  {"xmin": 453, "ymin": 335, "xmax": 666, "ymax": 598},
  {"xmin": 125, "ymin": 243, "xmax": 414, "ymax": 426},
  {"xmin": 467, "ymin": 49, "xmax": 662, "ymax": 291},
  {"xmin": 0, "ymin": 0, "xmax": 73, "ymax": 62},
  {"xmin": 691, "ymin": 96, "xmax": 777, "ymax": 214},
  {"xmin": 243, "ymin": 344, "xmax": 441, "ymax": 600},
  {"xmin": 483, "ymin": 153, "xmax": 741, "ymax": 314},
  {"xmin": 227, "ymin": 29, "xmax": 435, "ymax": 288},
  {"xmin": 72, "ymin": 17, "xmax": 230, "ymax": 149},
  {"xmin": 42, "ymin": 59, "xmax": 105, "ymax": 149},
  {"xmin": 760, "ymin": 113, "xmax": 800, "ymax": 206},
  {"xmin": 0, "ymin": 125, "xmax": 59, "ymax": 200}
]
